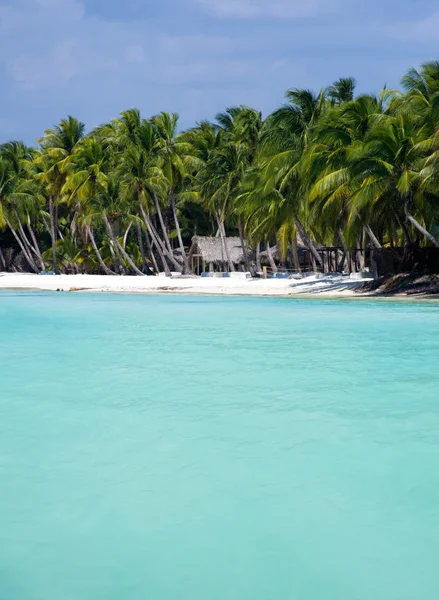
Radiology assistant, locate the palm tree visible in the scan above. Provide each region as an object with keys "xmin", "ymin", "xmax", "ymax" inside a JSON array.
[
  {"xmin": 1, "ymin": 60, "xmax": 439, "ymax": 279},
  {"xmin": 303, "ymin": 93, "xmax": 387, "ymax": 256},
  {"xmin": 327, "ymin": 77, "xmax": 356, "ymax": 105},
  {"xmin": 61, "ymin": 136, "xmax": 125, "ymax": 274},
  {"xmin": 93, "ymin": 176, "xmax": 146, "ymax": 276},
  {"xmin": 153, "ymin": 112, "xmax": 199, "ymax": 273},
  {"xmin": 35, "ymin": 116, "xmax": 85, "ymax": 273},
  {"xmin": 0, "ymin": 143, "xmax": 46, "ymax": 272},
  {"xmin": 194, "ymin": 107, "xmax": 262, "ymax": 271},
  {"xmin": 351, "ymin": 112, "xmax": 439, "ymax": 247},
  {"xmin": 250, "ymin": 89, "xmax": 329, "ymax": 268},
  {"xmin": 117, "ymin": 132, "xmax": 181, "ymax": 275},
  {"xmin": 400, "ymin": 61, "xmax": 439, "ymax": 136}
]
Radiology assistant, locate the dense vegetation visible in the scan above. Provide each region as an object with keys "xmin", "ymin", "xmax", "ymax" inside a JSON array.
[{"xmin": 1, "ymin": 61, "xmax": 439, "ymax": 275}]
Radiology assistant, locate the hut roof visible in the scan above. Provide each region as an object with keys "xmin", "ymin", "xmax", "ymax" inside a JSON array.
[{"xmin": 190, "ymin": 236, "xmax": 246, "ymax": 265}]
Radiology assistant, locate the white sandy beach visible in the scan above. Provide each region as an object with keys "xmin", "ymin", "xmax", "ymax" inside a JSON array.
[{"xmin": 0, "ymin": 272, "xmax": 372, "ymax": 297}]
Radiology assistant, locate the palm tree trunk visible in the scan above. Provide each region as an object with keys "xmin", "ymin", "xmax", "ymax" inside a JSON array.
[
  {"xmin": 407, "ymin": 213, "xmax": 439, "ymax": 247},
  {"xmin": 266, "ymin": 240, "xmax": 278, "ymax": 273},
  {"xmin": 114, "ymin": 238, "xmax": 146, "ymax": 276},
  {"xmin": 147, "ymin": 214, "xmax": 181, "ymax": 271},
  {"xmin": 392, "ymin": 212, "xmax": 410, "ymax": 261},
  {"xmin": 26, "ymin": 219, "xmax": 46, "ymax": 271},
  {"xmin": 238, "ymin": 217, "xmax": 250, "ymax": 272},
  {"xmin": 136, "ymin": 221, "xmax": 152, "ymax": 274},
  {"xmin": 27, "ymin": 220, "xmax": 45, "ymax": 261},
  {"xmin": 54, "ymin": 204, "xmax": 59, "ymax": 242},
  {"xmin": 139, "ymin": 204, "xmax": 172, "ymax": 275},
  {"xmin": 136, "ymin": 189, "xmax": 163, "ymax": 273},
  {"xmin": 294, "ymin": 216, "xmax": 323, "ymax": 267},
  {"xmin": 87, "ymin": 225, "xmax": 116, "ymax": 275},
  {"xmin": 221, "ymin": 220, "xmax": 235, "ymax": 272},
  {"xmin": 0, "ymin": 247, "xmax": 6, "ymax": 270},
  {"xmin": 49, "ymin": 196, "xmax": 59, "ymax": 274},
  {"xmin": 16, "ymin": 220, "xmax": 43, "ymax": 270},
  {"xmin": 101, "ymin": 217, "xmax": 121, "ymax": 272},
  {"xmin": 113, "ymin": 239, "xmax": 127, "ymax": 273},
  {"xmin": 23, "ymin": 226, "xmax": 45, "ymax": 272},
  {"xmin": 154, "ymin": 192, "xmax": 174, "ymax": 257},
  {"xmin": 256, "ymin": 242, "xmax": 262, "ymax": 272},
  {"xmin": 359, "ymin": 231, "xmax": 366, "ymax": 271},
  {"xmin": 171, "ymin": 191, "xmax": 190, "ymax": 273},
  {"xmin": 365, "ymin": 225, "xmax": 382, "ymax": 249},
  {"xmin": 216, "ymin": 213, "xmax": 227, "ymax": 263},
  {"xmin": 404, "ymin": 199, "xmax": 439, "ymax": 247},
  {"xmin": 291, "ymin": 235, "xmax": 301, "ymax": 273},
  {"xmin": 138, "ymin": 191, "xmax": 181, "ymax": 272},
  {"xmin": 122, "ymin": 223, "xmax": 132, "ymax": 249},
  {"xmin": 42, "ymin": 215, "xmax": 51, "ymax": 235},
  {"xmin": 337, "ymin": 229, "xmax": 348, "ymax": 272},
  {"xmin": 108, "ymin": 240, "xmax": 120, "ymax": 273},
  {"xmin": 103, "ymin": 216, "xmax": 127, "ymax": 273},
  {"xmin": 144, "ymin": 228, "xmax": 159, "ymax": 275},
  {"xmin": 6, "ymin": 219, "xmax": 39, "ymax": 273},
  {"xmin": 216, "ymin": 212, "xmax": 235, "ymax": 272},
  {"xmin": 151, "ymin": 232, "xmax": 170, "ymax": 275}
]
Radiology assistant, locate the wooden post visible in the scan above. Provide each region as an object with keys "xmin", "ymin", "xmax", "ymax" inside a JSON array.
[{"xmin": 263, "ymin": 266, "xmax": 268, "ymax": 279}]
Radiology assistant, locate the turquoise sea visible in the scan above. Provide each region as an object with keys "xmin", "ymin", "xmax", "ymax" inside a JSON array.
[{"xmin": 1, "ymin": 292, "xmax": 439, "ymax": 600}]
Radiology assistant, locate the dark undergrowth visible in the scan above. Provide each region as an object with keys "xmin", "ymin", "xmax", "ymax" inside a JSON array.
[{"xmin": 358, "ymin": 273, "xmax": 439, "ymax": 295}]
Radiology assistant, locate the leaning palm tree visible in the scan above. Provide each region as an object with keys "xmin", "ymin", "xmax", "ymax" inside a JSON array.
[
  {"xmin": 152, "ymin": 112, "xmax": 199, "ymax": 273},
  {"xmin": 303, "ymin": 93, "xmax": 387, "ymax": 254},
  {"xmin": 118, "ymin": 137, "xmax": 181, "ymax": 274},
  {"xmin": 61, "ymin": 136, "xmax": 122, "ymax": 274},
  {"xmin": 194, "ymin": 107, "xmax": 263, "ymax": 271},
  {"xmin": 93, "ymin": 176, "xmax": 146, "ymax": 276},
  {"xmin": 0, "ymin": 143, "xmax": 46, "ymax": 272},
  {"xmin": 35, "ymin": 116, "xmax": 85, "ymax": 272},
  {"xmin": 347, "ymin": 112, "xmax": 439, "ymax": 247},
  {"xmin": 250, "ymin": 88, "xmax": 329, "ymax": 268}
]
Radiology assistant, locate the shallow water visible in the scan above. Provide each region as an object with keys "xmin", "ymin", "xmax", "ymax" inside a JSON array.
[{"xmin": 1, "ymin": 292, "xmax": 438, "ymax": 600}]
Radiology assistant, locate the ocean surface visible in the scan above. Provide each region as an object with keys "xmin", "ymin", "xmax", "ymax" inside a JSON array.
[{"xmin": 1, "ymin": 292, "xmax": 438, "ymax": 600}]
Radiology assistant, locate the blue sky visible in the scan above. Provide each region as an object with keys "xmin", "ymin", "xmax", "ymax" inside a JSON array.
[{"xmin": 0, "ymin": 0, "xmax": 438, "ymax": 143}]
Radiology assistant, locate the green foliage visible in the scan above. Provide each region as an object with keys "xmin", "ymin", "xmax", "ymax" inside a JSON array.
[{"xmin": 1, "ymin": 61, "xmax": 439, "ymax": 274}]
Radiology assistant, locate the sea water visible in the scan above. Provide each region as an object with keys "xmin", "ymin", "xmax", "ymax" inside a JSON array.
[{"xmin": 0, "ymin": 292, "xmax": 438, "ymax": 600}]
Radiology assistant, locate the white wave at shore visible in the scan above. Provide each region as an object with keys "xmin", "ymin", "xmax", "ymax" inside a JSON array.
[{"xmin": 0, "ymin": 272, "xmax": 372, "ymax": 297}]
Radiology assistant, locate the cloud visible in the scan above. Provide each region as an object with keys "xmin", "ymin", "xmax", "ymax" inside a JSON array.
[
  {"xmin": 196, "ymin": 0, "xmax": 330, "ymax": 19},
  {"xmin": 0, "ymin": 0, "xmax": 277, "ymax": 140},
  {"xmin": 0, "ymin": 0, "xmax": 431, "ymax": 144}
]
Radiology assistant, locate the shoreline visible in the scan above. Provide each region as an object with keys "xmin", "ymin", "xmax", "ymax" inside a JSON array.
[
  {"xmin": 0, "ymin": 273, "xmax": 364, "ymax": 298},
  {"xmin": 1, "ymin": 272, "xmax": 438, "ymax": 300}
]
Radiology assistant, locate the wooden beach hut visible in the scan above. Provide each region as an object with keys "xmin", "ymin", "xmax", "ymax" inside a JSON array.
[{"xmin": 189, "ymin": 236, "xmax": 248, "ymax": 274}]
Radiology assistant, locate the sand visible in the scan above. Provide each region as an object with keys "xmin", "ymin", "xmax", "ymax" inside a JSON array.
[{"xmin": 0, "ymin": 272, "xmax": 372, "ymax": 297}]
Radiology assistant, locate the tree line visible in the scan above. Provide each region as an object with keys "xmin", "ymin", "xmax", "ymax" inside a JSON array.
[{"xmin": 1, "ymin": 60, "xmax": 439, "ymax": 275}]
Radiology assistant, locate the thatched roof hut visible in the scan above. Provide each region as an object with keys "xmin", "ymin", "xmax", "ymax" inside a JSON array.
[{"xmin": 189, "ymin": 236, "xmax": 247, "ymax": 272}]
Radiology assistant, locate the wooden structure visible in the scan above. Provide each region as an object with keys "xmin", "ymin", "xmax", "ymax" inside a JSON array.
[
  {"xmin": 189, "ymin": 236, "xmax": 248, "ymax": 274},
  {"xmin": 261, "ymin": 244, "xmax": 367, "ymax": 274},
  {"xmin": 189, "ymin": 235, "xmax": 371, "ymax": 276}
]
